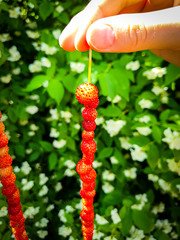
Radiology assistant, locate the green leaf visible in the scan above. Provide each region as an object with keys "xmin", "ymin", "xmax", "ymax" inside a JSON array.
[
  {"xmin": 40, "ymin": 141, "xmax": 53, "ymax": 152},
  {"xmin": 98, "ymin": 72, "xmax": 117, "ymax": 99},
  {"xmin": 129, "ymin": 136, "xmax": 150, "ymax": 146},
  {"xmin": 99, "ymin": 105, "xmax": 121, "ymax": 117},
  {"xmin": 66, "ymin": 137, "xmax": 76, "ymax": 151},
  {"xmin": 39, "ymin": 0, "xmax": 53, "ymax": 20},
  {"xmin": 48, "ymin": 152, "xmax": 58, "ymax": 171},
  {"xmin": 147, "ymin": 144, "xmax": 159, "ymax": 169},
  {"xmin": 103, "ymin": 190, "xmax": 122, "ymax": 206},
  {"xmin": 29, "ymin": 151, "xmax": 41, "ymax": 162},
  {"xmin": 154, "ymin": 230, "xmax": 171, "ymax": 240},
  {"xmin": 98, "ymin": 147, "xmax": 113, "ymax": 159},
  {"xmin": 2, "ymin": 231, "xmax": 11, "ymax": 240},
  {"xmin": 120, "ymin": 206, "xmax": 132, "ymax": 236},
  {"xmin": 47, "ymin": 79, "xmax": 64, "ymax": 105},
  {"xmin": 15, "ymin": 144, "xmax": 25, "ymax": 157},
  {"xmin": 132, "ymin": 209, "xmax": 154, "ymax": 233},
  {"xmin": 164, "ymin": 64, "xmax": 180, "ymax": 86},
  {"xmin": 24, "ymin": 75, "xmax": 48, "ymax": 92},
  {"xmin": 152, "ymin": 126, "xmax": 162, "ymax": 144}
]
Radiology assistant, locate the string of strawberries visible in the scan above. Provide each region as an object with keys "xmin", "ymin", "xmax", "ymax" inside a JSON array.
[
  {"xmin": 0, "ymin": 112, "xmax": 28, "ymax": 240},
  {"xmin": 75, "ymin": 82, "xmax": 99, "ymax": 240}
]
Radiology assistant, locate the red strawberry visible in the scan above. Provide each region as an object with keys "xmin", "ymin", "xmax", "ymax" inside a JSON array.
[
  {"xmin": 76, "ymin": 160, "xmax": 92, "ymax": 175},
  {"xmin": 81, "ymin": 219, "xmax": 94, "ymax": 227},
  {"xmin": 85, "ymin": 98, "xmax": 99, "ymax": 108},
  {"xmin": 2, "ymin": 184, "xmax": 17, "ymax": 197},
  {"xmin": 80, "ymin": 189, "xmax": 96, "ymax": 199},
  {"xmin": 82, "ymin": 204, "xmax": 94, "ymax": 213},
  {"xmin": 8, "ymin": 189, "xmax": 20, "ymax": 201},
  {"xmin": 83, "ymin": 233, "xmax": 93, "ymax": 240},
  {"xmin": 82, "ymin": 108, "xmax": 97, "ymax": 121},
  {"xmin": 82, "ymin": 120, "xmax": 96, "ymax": 131},
  {"xmin": 82, "ymin": 181, "xmax": 95, "ymax": 190},
  {"xmin": 82, "ymin": 131, "xmax": 94, "ymax": 140},
  {"xmin": 0, "ymin": 166, "xmax": 13, "ymax": 177},
  {"xmin": 80, "ymin": 169, "xmax": 96, "ymax": 183},
  {"xmin": 12, "ymin": 224, "xmax": 25, "ymax": 235},
  {"xmin": 1, "ymin": 172, "xmax": 16, "ymax": 186},
  {"xmin": 0, "ymin": 154, "xmax": 12, "ymax": 168},
  {"xmin": 9, "ymin": 209, "xmax": 23, "ymax": 221},
  {"xmin": 81, "ymin": 140, "xmax": 97, "ymax": 155},
  {"xmin": 10, "ymin": 215, "xmax": 25, "ymax": 228},
  {"xmin": 0, "ymin": 122, "xmax": 5, "ymax": 133},
  {"xmin": 82, "ymin": 224, "xmax": 94, "ymax": 234},
  {"xmin": 76, "ymin": 83, "xmax": 98, "ymax": 106},
  {"xmin": 0, "ymin": 132, "xmax": 8, "ymax": 148},
  {"xmin": 0, "ymin": 145, "xmax": 9, "ymax": 157},
  {"xmin": 8, "ymin": 203, "xmax": 21, "ymax": 216},
  {"xmin": 82, "ymin": 198, "xmax": 94, "ymax": 206},
  {"xmin": 82, "ymin": 154, "xmax": 94, "ymax": 164},
  {"xmin": 81, "ymin": 209, "xmax": 94, "ymax": 222},
  {"xmin": 7, "ymin": 196, "xmax": 21, "ymax": 207}
]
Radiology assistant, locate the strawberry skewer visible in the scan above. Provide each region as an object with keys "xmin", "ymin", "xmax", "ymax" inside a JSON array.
[
  {"xmin": 0, "ymin": 112, "xmax": 29, "ymax": 240},
  {"xmin": 76, "ymin": 83, "xmax": 99, "ymax": 240}
]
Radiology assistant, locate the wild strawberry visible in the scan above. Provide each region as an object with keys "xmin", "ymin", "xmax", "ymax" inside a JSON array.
[
  {"xmin": 82, "ymin": 224, "xmax": 94, "ymax": 234},
  {"xmin": 81, "ymin": 140, "xmax": 97, "ymax": 155},
  {"xmin": 8, "ymin": 203, "xmax": 21, "ymax": 216},
  {"xmin": 8, "ymin": 189, "xmax": 20, "ymax": 201},
  {"xmin": 12, "ymin": 224, "xmax": 25, "ymax": 235},
  {"xmin": 10, "ymin": 216, "xmax": 25, "ymax": 228},
  {"xmin": 82, "ymin": 198, "xmax": 94, "ymax": 206},
  {"xmin": 76, "ymin": 83, "xmax": 98, "ymax": 106},
  {"xmin": 0, "ymin": 166, "xmax": 13, "ymax": 177},
  {"xmin": 1, "ymin": 172, "xmax": 16, "ymax": 186},
  {"xmin": 7, "ymin": 196, "xmax": 21, "ymax": 207},
  {"xmin": 0, "ymin": 154, "xmax": 12, "ymax": 168},
  {"xmin": 85, "ymin": 98, "xmax": 99, "ymax": 108},
  {"xmin": 80, "ymin": 189, "xmax": 96, "ymax": 199},
  {"xmin": 81, "ymin": 219, "xmax": 94, "ymax": 227},
  {"xmin": 82, "ymin": 181, "xmax": 95, "ymax": 190},
  {"xmin": 2, "ymin": 184, "xmax": 17, "ymax": 197},
  {"xmin": 9, "ymin": 209, "xmax": 23, "ymax": 221},
  {"xmin": 82, "ymin": 204, "xmax": 94, "ymax": 213},
  {"xmin": 82, "ymin": 120, "xmax": 96, "ymax": 131},
  {"xmin": 82, "ymin": 154, "xmax": 94, "ymax": 164},
  {"xmin": 83, "ymin": 236, "xmax": 93, "ymax": 240},
  {"xmin": 82, "ymin": 108, "xmax": 97, "ymax": 121},
  {"xmin": 80, "ymin": 169, "xmax": 96, "ymax": 183},
  {"xmin": 0, "ymin": 145, "xmax": 9, "ymax": 157},
  {"xmin": 80, "ymin": 209, "xmax": 94, "ymax": 222},
  {"xmin": 0, "ymin": 132, "xmax": 8, "ymax": 148},
  {"xmin": 76, "ymin": 160, "xmax": 92, "ymax": 175},
  {"xmin": 82, "ymin": 131, "xmax": 94, "ymax": 140},
  {"xmin": 0, "ymin": 122, "xmax": 5, "ymax": 133}
]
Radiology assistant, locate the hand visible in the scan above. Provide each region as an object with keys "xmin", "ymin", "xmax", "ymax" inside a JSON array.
[{"xmin": 59, "ymin": 0, "xmax": 180, "ymax": 67}]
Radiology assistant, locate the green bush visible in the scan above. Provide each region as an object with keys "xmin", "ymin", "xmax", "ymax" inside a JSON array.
[{"xmin": 0, "ymin": 0, "xmax": 180, "ymax": 239}]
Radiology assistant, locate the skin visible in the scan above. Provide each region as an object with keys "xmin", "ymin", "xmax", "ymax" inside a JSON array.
[{"xmin": 59, "ymin": 0, "xmax": 180, "ymax": 67}]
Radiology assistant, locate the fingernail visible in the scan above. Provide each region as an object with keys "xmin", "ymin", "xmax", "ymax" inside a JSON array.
[{"xmin": 87, "ymin": 24, "xmax": 115, "ymax": 50}]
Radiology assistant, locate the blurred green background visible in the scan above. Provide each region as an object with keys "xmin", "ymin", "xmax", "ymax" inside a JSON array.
[{"xmin": 0, "ymin": 0, "xmax": 180, "ymax": 239}]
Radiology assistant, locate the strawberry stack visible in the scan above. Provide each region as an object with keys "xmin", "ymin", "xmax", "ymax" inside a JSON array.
[
  {"xmin": 75, "ymin": 83, "xmax": 99, "ymax": 240},
  {"xmin": 0, "ymin": 112, "xmax": 28, "ymax": 240}
]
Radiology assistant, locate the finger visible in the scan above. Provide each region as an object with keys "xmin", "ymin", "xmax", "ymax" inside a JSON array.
[
  {"xmin": 86, "ymin": 6, "xmax": 180, "ymax": 52},
  {"xmin": 151, "ymin": 49, "xmax": 180, "ymax": 67},
  {"xmin": 59, "ymin": 0, "xmax": 145, "ymax": 51}
]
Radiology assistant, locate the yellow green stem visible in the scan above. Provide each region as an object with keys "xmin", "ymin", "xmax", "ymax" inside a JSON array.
[{"xmin": 88, "ymin": 48, "xmax": 92, "ymax": 84}]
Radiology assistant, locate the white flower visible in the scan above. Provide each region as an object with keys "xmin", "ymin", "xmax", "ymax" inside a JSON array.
[
  {"xmin": 39, "ymin": 173, "xmax": 48, "ymax": 185},
  {"xmin": 152, "ymin": 86, "xmax": 168, "ymax": 95},
  {"xmin": 93, "ymin": 161, "xmax": 102, "ymax": 168},
  {"xmin": 49, "ymin": 108, "xmax": 59, "ymax": 120},
  {"xmin": 56, "ymin": 5, "xmax": 64, "ymax": 13},
  {"xmin": 160, "ymin": 91, "xmax": 168, "ymax": 104},
  {"xmin": 131, "ymin": 194, "xmax": 147, "ymax": 210},
  {"xmin": 26, "ymin": 30, "xmax": 40, "ymax": 39},
  {"xmin": 53, "ymin": 139, "xmax": 66, "ymax": 149},
  {"xmin": 70, "ymin": 62, "xmax": 85, "ymax": 73},
  {"xmin": 12, "ymin": 67, "xmax": 21, "ymax": 75},
  {"xmin": 124, "ymin": 167, "xmax": 137, "ymax": 179},
  {"xmin": 64, "ymin": 169, "xmax": 76, "ymax": 177},
  {"xmin": 30, "ymin": 124, "xmax": 39, "ymax": 131},
  {"xmin": 50, "ymin": 128, "xmax": 59, "ymax": 138},
  {"xmin": 138, "ymin": 99, "xmax": 153, "ymax": 109},
  {"xmin": 42, "ymin": 80, "xmax": 49, "ymax": 88},
  {"xmin": 41, "ymin": 43, "xmax": 58, "ymax": 55},
  {"xmin": 35, "ymin": 218, "xmax": 49, "ymax": 228},
  {"xmin": 103, "ymin": 119, "xmax": 126, "ymax": 137},
  {"xmin": 39, "ymin": 185, "xmax": 48, "ymax": 197},
  {"xmin": 37, "ymin": 230, "xmax": 48, "ymax": 239},
  {"xmin": 143, "ymin": 67, "xmax": 167, "ymax": 80},
  {"xmin": 24, "ymin": 206, "xmax": 40, "ymax": 219},
  {"xmin": 148, "ymin": 174, "xmax": 159, "ymax": 182},
  {"xmin": 102, "ymin": 182, "xmax": 114, "ymax": 193},
  {"xmin": 1, "ymin": 74, "xmax": 11, "ymax": 84},
  {"xmin": 53, "ymin": 29, "xmax": 61, "ymax": 40},
  {"xmin": 64, "ymin": 160, "xmax": 76, "ymax": 169},
  {"xmin": 130, "ymin": 145, "xmax": 147, "ymax": 162},
  {"xmin": 22, "ymin": 180, "xmax": 34, "ymax": 191},
  {"xmin": 107, "ymin": 95, "xmax": 122, "ymax": 103},
  {"xmin": 119, "ymin": 137, "xmax": 131, "ymax": 149},
  {"xmin": 60, "ymin": 111, "xmax": 72, "ymax": 123},
  {"xmin": 29, "ymin": 60, "xmax": 42, "ymax": 72},
  {"xmin": 162, "ymin": 128, "xmax": 180, "ymax": 150},
  {"xmin": 152, "ymin": 202, "xmax": 165, "ymax": 214},
  {"xmin": 25, "ymin": 105, "xmax": 38, "ymax": 114},
  {"xmin": 95, "ymin": 214, "xmax": 108, "ymax": 225},
  {"xmin": 75, "ymin": 200, "xmax": 83, "ymax": 210},
  {"xmin": 95, "ymin": 117, "xmax": 104, "ymax": 125},
  {"xmin": 65, "ymin": 205, "xmax": 74, "ymax": 213},
  {"xmin": 0, "ymin": 206, "xmax": 8, "ymax": 217},
  {"xmin": 0, "ymin": 33, "xmax": 11, "ymax": 42},
  {"xmin": 126, "ymin": 60, "xmax": 140, "ymax": 71},
  {"xmin": 102, "ymin": 170, "xmax": 115, "ymax": 181},
  {"xmin": 136, "ymin": 126, "xmax": 152, "ymax": 136},
  {"xmin": 138, "ymin": 115, "xmax": 151, "ymax": 123},
  {"xmin": 155, "ymin": 219, "xmax": 172, "ymax": 234},
  {"xmin": 74, "ymin": 123, "xmax": 81, "ymax": 130},
  {"xmin": 41, "ymin": 57, "xmax": 51, "ymax": 67},
  {"xmin": 8, "ymin": 46, "xmax": 21, "ymax": 62},
  {"xmin": 93, "ymin": 230, "xmax": 104, "ymax": 239},
  {"xmin": 32, "ymin": 42, "xmax": 41, "ymax": 51},
  {"xmin": 9, "ymin": 7, "xmax": 21, "ymax": 18},
  {"xmin": 46, "ymin": 204, "xmax": 54, "ymax": 212},
  {"xmin": 14, "ymin": 166, "xmax": 20, "ymax": 173},
  {"xmin": 111, "ymin": 208, "xmax": 121, "ymax": 224},
  {"xmin": 128, "ymin": 225, "xmax": 145, "ymax": 239},
  {"xmin": 58, "ymin": 226, "xmax": 72, "ymax": 237},
  {"xmin": 21, "ymin": 161, "xmax": 31, "ymax": 175},
  {"xmin": 55, "ymin": 182, "xmax": 62, "ymax": 192},
  {"xmin": 158, "ymin": 179, "xmax": 171, "ymax": 192},
  {"xmin": 28, "ymin": 131, "xmax": 35, "ymax": 136},
  {"xmin": 110, "ymin": 156, "xmax": 118, "ymax": 164},
  {"xmin": 167, "ymin": 159, "xmax": 180, "ymax": 176}
]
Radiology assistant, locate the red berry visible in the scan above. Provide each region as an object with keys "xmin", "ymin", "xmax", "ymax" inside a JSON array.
[
  {"xmin": 83, "ymin": 181, "xmax": 95, "ymax": 191},
  {"xmin": 8, "ymin": 203, "xmax": 21, "ymax": 216},
  {"xmin": 9, "ymin": 209, "xmax": 23, "ymax": 221},
  {"xmin": 81, "ymin": 140, "xmax": 97, "ymax": 155},
  {"xmin": 8, "ymin": 189, "xmax": 20, "ymax": 201},
  {"xmin": 82, "ymin": 108, "xmax": 97, "ymax": 121},
  {"xmin": 81, "ymin": 219, "xmax": 94, "ymax": 227},
  {"xmin": 82, "ymin": 120, "xmax": 96, "ymax": 131},
  {"xmin": 0, "ymin": 122, "xmax": 5, "ymax": 134},
  {"xmin": 12, "ymin": 224, "xmax": 25, "ymax": 235},
  {"xmin": 1, "ymin": 172, "xmax": 16, "ymax": 186},
  {"xmin": 0, "ymin": 145, "xmax": 9, "ymax": 157},
  {"xmin": 76, "ymin": 83, "xmax": 98, "ymax": 106},
  {"xmin": 7, "ymin": 196, "xmax": 21, "ymax": 207},
  {"xmin": 83, "ymin": 233, "xmax": 93, "ymax": 240},
  {"xmin": 0, "ymin": 154, "xmax": 12, "ymax": 168},
  {"xmin": 76, "ymin": 160, "xmax": 92, "ymax": 175},
  {"xmin": 85, "ymin": 98, "xmax": 99, "ymax": 108},
  {"xmin": 0, "ymin": 166, "xmax": 13, "ymax": 177},
  {"xmin": 82, "ymin": 198, "xmax": 94, "ymax": 206},
  {"xmin": 80, "ymin": 189, "xmax": 96, "ymax": 199},
  {"xmin": 2, "ymin": 184, "xmax": 17, "ymax": 198},
  {"xmin": 82, "ymin": 224, "xmax": 94, "ymax": 234},
  {"xmin": 81, "ymin": 209, "xmax": 94, "ymax": 222},
  {"xmin": 0, "ymin": 132, "xmax": 8, "ymax": 148},
  {"xmin": 82, "ymin": 131, "xmax": 94, "ymax": 140},
  {"xmin": 80, "ymin": 169, "xmax": 96, "ymax": 183},
  {"xmin": 10, "ymin": 216, "xmax": 25, "ymax": 228},
  {"xmin": 82, "ymin": 154, "xmax": 94, "ymax": 164}
]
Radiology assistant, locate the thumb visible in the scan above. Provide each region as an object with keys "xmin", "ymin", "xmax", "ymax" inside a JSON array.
[{"xmin": 86, "ymin": 6, "xmax": 180, "ymax": 52}]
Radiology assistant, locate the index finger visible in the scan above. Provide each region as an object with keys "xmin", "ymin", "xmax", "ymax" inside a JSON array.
[{"xmin": 59, "ymin": 0, "xmax": 145, "ymax": 52}]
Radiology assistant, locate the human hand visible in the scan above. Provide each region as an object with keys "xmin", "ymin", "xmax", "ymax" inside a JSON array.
[{"xmin": 59, "ymin": 0, "xmax": 180, "ymax": 67}]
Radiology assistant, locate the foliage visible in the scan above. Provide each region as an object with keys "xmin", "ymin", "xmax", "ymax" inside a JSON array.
[{"xmin": 0, "ymin": 0, "xmax": 180, "ymax": 240}]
